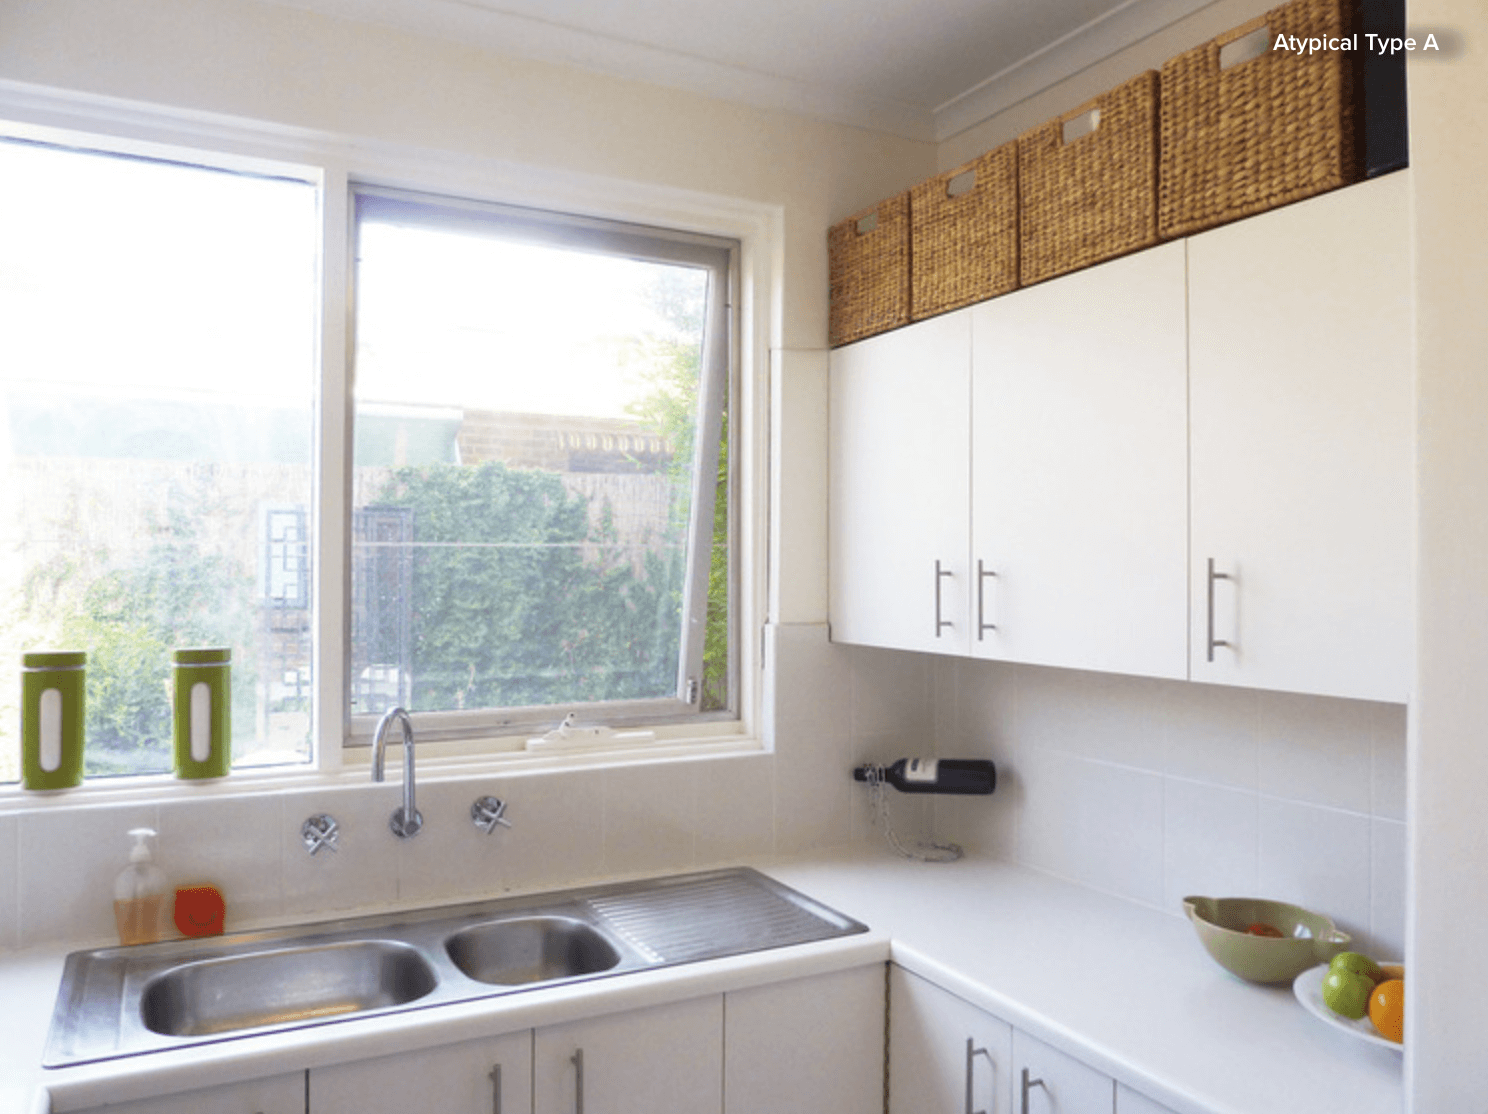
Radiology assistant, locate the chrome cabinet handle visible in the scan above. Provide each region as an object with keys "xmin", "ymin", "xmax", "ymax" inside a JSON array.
[
  {"xmin": 1206, "ymin": 557, "xmax": 1234, "ymax": 662},
  {"xmin": 1020, "ymin": 1067, "xmax": 1047, "ymax": 1114},
  {"xmin": 572, "ymin": 1048, "xmax": 585, "ymax": 1114},
  {"xmin": 489, "ymin": 1064, "xmax": 503, "ymax": 1114},
  {"xmin": 965, "ymin": 1038, "xmax": 995, "ymax": 1114},
  {"xmin": 935, "ymin": 560, "xmax": 954, "ymax": 637},
  {"xmin": 976, "ymin": 561, "xmax": 997, "ymax": 639}
]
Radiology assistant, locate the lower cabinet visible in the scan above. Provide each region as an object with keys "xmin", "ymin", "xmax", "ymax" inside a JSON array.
[
  {"xmin": 534, "ymin": 995, "xmax": 724, "ymax": 1114},
  {"xmin": 725, "ymin": 965, "xmax": 885, "ymax": 1114},
  {"xmin": 1014, "ymin": 1029, "xmax": 1110, "ymax": 1113},
  {"xmin": 72, "ymin": 1072, "xmax": 307, "ymax": 1114},
  {"xmin": 890, "ymin": 966, "xmax": 1179, "ymax": 1114},
  {"xmin": 890, "ymin": 965, "xmax": 1012, "ymax": 1114},
  {"xmin": 300, "ymin": 966, "xmax": 882, "ymax": 1114},
  {"xmin": 311, "ymin": 1031, "xmax": 531, "ymax": 1114}
]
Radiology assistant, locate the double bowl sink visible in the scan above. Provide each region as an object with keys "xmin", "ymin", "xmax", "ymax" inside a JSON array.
[{"xmin": 45, "ymin": 868, "xmax": 866, "ymax": 1068}]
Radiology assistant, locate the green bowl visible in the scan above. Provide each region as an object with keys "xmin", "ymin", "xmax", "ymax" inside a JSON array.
[{"xmin": 1183, "ymin": 896, "xmax": 1351, "ymax": 985}]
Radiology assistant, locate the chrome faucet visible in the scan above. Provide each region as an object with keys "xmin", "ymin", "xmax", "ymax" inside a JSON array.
[{"xmin": 371, "ymin": 706, "xmax": 423, "ymax": 838}]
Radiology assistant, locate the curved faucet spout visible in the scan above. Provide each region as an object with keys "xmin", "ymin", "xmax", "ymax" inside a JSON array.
[{"xmin": 371, "ymin": 706, "xmax": 423, "ymax": 838}]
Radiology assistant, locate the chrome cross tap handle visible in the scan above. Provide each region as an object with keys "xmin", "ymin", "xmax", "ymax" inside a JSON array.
[{"xmin": 472, "ymin": 796, "xmax": 512, "ymax": 835}]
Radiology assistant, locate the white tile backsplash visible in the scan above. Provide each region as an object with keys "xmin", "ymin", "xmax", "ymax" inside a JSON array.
[
  {"xmin": 1162, "ymin": 778, "xmax": 1259, "ymax": 910},
  {"xmin": 393, "ymin": 775, "xmax": 512, "ymax": 906},
  {"xmin": 159, "ymin": 793, "xmax": 284, "ymax": 930},
  {"xmin": 929, "ymin": 660, "xmax": 1407, "ymax": 955},
  {"xmin": 1371, "ymin": 705, "xmax": 1408, "ymax": 821},
  {"xmin": 694, "ymin": 755, "xmax": 775, "ymax": 863},
  {"xmin": 1257, "ymin": 690, "xmax": 1378, "ymax": 812},
  {"xmin": 1162, "ymin": 683, "xmax": 1259, "ymax": 789},
  {"xmin": 280, "ymin": 785, "xmax": 400, "ymax": 921},
  {"xmin": 1258, "ymin": 796, "xmax": 1373, "ymax": 945},
  {"xmin": 499, "ymin": 768, "xmax": 606, "ymax": 894},
  {"xmin": 1370, "ymin": 818, "xmax": 1407, "ymax": 958},
  {"xmin": 602, "ymin": 761, "xmax": 698, "ymax": 877},
  {"xmin": 18, "ymin": 801, "xmax": 159, "ymax": 948}
]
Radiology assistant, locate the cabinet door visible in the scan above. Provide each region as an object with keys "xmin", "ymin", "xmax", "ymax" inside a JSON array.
[
  {"xmin": 889, "ymin": 966, "xmax": 1012, "ymax": 1114},
  {"xmin": 1012, "ymin": 1030, "xmax": 1113, "ymax": 1114},
  {"xmin": 1115, "ymin": 1083, "xmax": 1180, "ymax": 1114},
  {"xmin": 534, "ymin": 995, "xmax": 723, "ymax": 1114},
  {"xmin": 970, "ymin": 243, "xmax": 1188, "ymax": 679},
  {"xmin": 1188, "ymin": 172, "xmax": 1413, "ymax": 702},
  {"xmin": 829, "ymin": 311, "xmax": 972, "ymax": 655},
  {"xmin": 725, "ymin": 965, "xmax": 884, "ymax": 1114},
  {"xmin": 310, "ymin": 1031, "xmax": 531, "ymax": 1114},
  {"xmin": 76, "ymin": 1072, "xmax": 305, "ymax": 1114}
]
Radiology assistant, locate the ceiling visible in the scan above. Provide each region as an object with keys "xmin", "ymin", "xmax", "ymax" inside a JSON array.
[{"xmin": 269, "ymin": 0, "xmax": 1216, "ymax": 141}]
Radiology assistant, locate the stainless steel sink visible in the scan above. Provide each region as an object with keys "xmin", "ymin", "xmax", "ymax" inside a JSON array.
[
  {"xmin": 45, "ymin": 867, "xmax": 867, "ymax": 1068},
  {"xmin": 140, "ymin": 940, "xmax": 438, "ymax": 1037},
  {"xmin": 445, "ymin": 915, "xmax": 621, "ymax": 985}
]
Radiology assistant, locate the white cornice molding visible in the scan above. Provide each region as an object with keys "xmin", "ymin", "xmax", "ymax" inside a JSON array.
[
  {"xmin": 931, "ymin": 0, "xmax": 1215, "ymax": 140},
  {"xmin": 263, "ymin": 0, "xmax": 939, "ymax": 140}
]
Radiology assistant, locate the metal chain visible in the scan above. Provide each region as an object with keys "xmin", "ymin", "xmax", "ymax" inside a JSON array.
[{"xmin": 863, "ymin": 765, "xmax": 963, "ymax": 863}]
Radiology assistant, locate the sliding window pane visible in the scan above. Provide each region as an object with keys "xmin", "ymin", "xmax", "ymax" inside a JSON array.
[{"xmin": 0, "ymin": 138, "xmax": 318, "ymax": 779}]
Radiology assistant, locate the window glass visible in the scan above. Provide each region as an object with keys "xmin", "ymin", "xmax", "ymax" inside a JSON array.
[
  {"xmin": 350, "ymin": 191, "xmax": 731, "ymax": 733},
  {"xmin": 0, "ymin": 138, "xmax": 318, "ymax": 779}
]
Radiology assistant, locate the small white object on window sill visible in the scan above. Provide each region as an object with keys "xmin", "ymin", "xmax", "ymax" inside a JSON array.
[{"xmin": 526, "ymin": 712, "xmax": 657, "ymax": 751}]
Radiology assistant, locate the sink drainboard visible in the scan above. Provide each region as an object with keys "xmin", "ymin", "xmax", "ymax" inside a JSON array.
[{"xmin": 586, "ymin": 872, "xmax": 861, "ymax": 964}]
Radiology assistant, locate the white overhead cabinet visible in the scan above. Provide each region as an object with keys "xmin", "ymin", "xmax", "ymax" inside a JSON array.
[
  {"xmin": 1187, "ymin": 172, "xmax": 1413, "ymax": 703},
  {"xmin": 828, "ymin": 173, "xmax": 1413, "ymax": 704},
  {"xmin": 829, "ymin": 310, "xmax": 973, "ymax": 655},
  {"xmin": 970, "ymin": 243, "xmax": 1188, "ymax": 679}
]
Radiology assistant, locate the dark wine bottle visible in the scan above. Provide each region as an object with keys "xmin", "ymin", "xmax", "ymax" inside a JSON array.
[{"xmin": 853, "ymin": 758, "xmax": 996, "ymax": 795}]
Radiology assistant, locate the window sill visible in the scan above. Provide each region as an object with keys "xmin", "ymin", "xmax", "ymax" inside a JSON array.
[{"xmin": 0, "ymin": 726, "xmax": 767, "ymax": 813}]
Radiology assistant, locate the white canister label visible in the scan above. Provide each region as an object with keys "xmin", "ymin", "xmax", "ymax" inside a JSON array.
[
  {"xmin": 904, "ymin": 758, "xmax": 939, "ymax": 784},
  {"xmin": 190, "ymin": 681, "xmax": 213, "ymax": 762},
  {"xmin": 39, "ymin": 688, "xmax": 63, "ymax": 772}
]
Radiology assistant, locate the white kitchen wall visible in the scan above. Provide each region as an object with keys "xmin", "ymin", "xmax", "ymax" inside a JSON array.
[{"xmin": 929, "ymin": 658, "xmax": 1407, "ymax": 959}]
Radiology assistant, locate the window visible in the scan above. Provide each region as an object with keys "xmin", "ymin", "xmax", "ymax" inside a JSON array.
[
  {"xmin": 349, "ymin": 189, "xmax": 735, "ymax": 742},
  {"xmin": 0, "ymin": 117, "xmax": 744, "ymax": 785},
  {"xmin": 0, "ymin": 137, "xmax": 319, "ymax": 780}
]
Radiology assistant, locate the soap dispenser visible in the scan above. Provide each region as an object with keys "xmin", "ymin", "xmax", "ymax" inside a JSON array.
[{"xmin": 114, "ymin": 828, "xmax": 167, "ymax": 946}]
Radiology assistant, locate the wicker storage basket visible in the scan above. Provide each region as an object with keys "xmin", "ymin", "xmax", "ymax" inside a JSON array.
[
  {"xmin": 1158, "ymin": 0, "xmax": 1357, "ymax": 239},
  {"xmin": 910, "ymin": 142, "xmax": 1018, "ymax": 320},
  {"xmin": 828, "ymin": 194, "xmax": 911, "ymax": 347},
  {"xmin": 1018, "ymin": 71, "xmax": 1160, "ymax": 287}
]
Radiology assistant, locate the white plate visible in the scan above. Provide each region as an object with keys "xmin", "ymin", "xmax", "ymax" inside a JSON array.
[{"xmin": 1292, "ymin": 964, "xmax": 1403, "ymax": 1051}]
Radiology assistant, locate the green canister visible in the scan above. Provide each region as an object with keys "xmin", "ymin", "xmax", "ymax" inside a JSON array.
[
  {"xmin": 21, "ymin": 651, "xmax": 86, "ymax": 791},
  {"xmin": 173, "ymin": 648, "xmax": 231, "ymax": 779}
]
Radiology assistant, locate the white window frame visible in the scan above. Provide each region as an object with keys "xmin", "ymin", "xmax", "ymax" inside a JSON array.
[{"xmin": 0, "ymin": 78, "xmax": 774, "ymax": 798}]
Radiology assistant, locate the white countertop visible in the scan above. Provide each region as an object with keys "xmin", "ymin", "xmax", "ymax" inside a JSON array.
[
  {"xmin": 1, "ymin": 852, "xmax": 1402, "ymax": 1114},
  {"xmin": 765, "ymin": 854, "xmax": 1403, "ymax": 1114}
]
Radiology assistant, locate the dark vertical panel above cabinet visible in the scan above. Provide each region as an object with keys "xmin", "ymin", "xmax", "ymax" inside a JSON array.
[{"xmin": 1359, "ymin": 0, "xmax": 1409, "ymax": 177}]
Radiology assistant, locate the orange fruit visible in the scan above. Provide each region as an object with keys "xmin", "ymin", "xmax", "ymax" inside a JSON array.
[{"xmin": 1368, "ymin": 978, "xmax": 1404, "ymax": 1043}]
